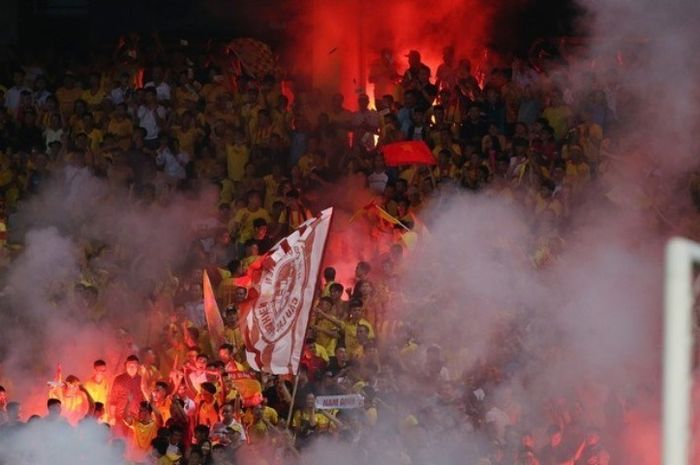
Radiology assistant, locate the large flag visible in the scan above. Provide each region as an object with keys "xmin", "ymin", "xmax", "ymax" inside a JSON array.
[
  {"xmin": 203, "ymin": 270, "xmax": 226, "ymax": 353},
  {"xmin": 240, "ymin": 208, "xmax": 333, "ymax": 375},
  {"xmin": 381, "ymin": 141, "xmax": 436, "ymax": 167}
]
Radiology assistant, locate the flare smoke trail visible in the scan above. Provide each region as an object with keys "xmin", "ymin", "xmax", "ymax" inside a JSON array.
[{"xmin": 284, "ymin": 0, "xmax": 498, "ymax": 108}]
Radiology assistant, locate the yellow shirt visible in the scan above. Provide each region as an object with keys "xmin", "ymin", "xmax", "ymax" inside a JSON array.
[
  {"xmin": 82, "ymin": 89, "xmax": 106, "ymax": 108},
  {"xmin": 292, "ymin": 410, "xmax": 331, "ymax": 431},
  {"xmin": 297, "ymin": 153, "xmax": 317, "ymax": 177},
  {"xmin": 349, "ymin": 344, "xmax": 365, "ymax": 361},
  {"xmin": 174, "ymin": 86, "xmax": 200, "ymax": 109},
  {"xmin": 226, "ymin": 143, "xmax": 250, "ymax": 182},
  {"xmin": 201, "ymin": 83, "xmax": 226, "ymax": 106},
  {"xmin": 311, "ymin": 343, "xmax": 330, "ymax": 363},
  {"xmin": 219, "ymin": 178, "xmax": 235, "ymax": 205},
  {"xmin": 315, "ymin": 317, "xmax": 339, "ymax": 355},
  {"xmin": 87, "ymin": 128, "xmax": 104, "ymax": 152},
  {"xmin": 69, "ymin": 114, "xmax": 86, "ymax": 136},
  {"xmin": 206, "ymin": 109, "xmax": 240, "ymax": 128},
  {"xmin": 322, "ymin": 281, "xmax": 335, "ymax": 297},
  {"xmin": 232, "ymin": 207, "xmax": 272, "ymax": 244},
  {"xmin": 197, "ymin": 399, "xmax": 219, "ymax": 427},
  {"xmin": 272, "ymin": 110, "xmax": 292, "ymax": 142},
  {"xmin": 242, "ymin": 254, "xmax": 259, "ymax": 270},
  {"xmin": 241, "ymin": 103, "xmax": 264, "ymax": 134},
  {"xmin": 250, "ymin": 125, "xmax": 274, "ymax": 147},
  {"xmin": 263, "ymin": 405, "xmax": 279, "ymax": 424},
  {"xmin": 263, "ymin": 174, "xmax": 282, "ymax": 211},
  {"xmin": 107, "ymin": 118, "xmax": 134, "ymax": 150},
  {"xmin": 365, "ymin": 407, "xmax": 378, "ymax": 426},
  {"xmin": 159, "ymin": 455, "xmax": 180, "ymax": 465},
  {"xmin": 542, "ymin": 105, "xmax": 573, "ymax": 141},
  {"xmin": 50, "ymin": 391, "xmax": 89, "ymax": 425},
  {"xmin": 224, "ymin": 325, "xmax": 244, "ymax": 350},
  {"xmin": 249, "ymin": 420, "xmax": 271, "ymax": 441},
  {"xmin": 341, "ymin": 318, "xmax": 375, "ymax": 354},
  {"xmin": 153, "ymin": 397, "xmax": 172, "ymax": 424},
  {"xmin": 130, "ymin": 420, "xmax": 159, "ymax": 461},
  {"xmin": 565, "ymin": 161, "xmax": 591, "ymax": 189},
  {"xmin": 55, "ymin": 87, "xmax": 83, "ymax": 115},
  {"xmin": 173, "ymin": 126, "xmax": 202, "ymax": 156},
  {"xmin": 83, "ymin": 377, "xmax": 109, "ymax": 406}
]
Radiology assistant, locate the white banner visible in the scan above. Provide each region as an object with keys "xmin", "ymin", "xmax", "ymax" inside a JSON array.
[
  {"xmin": 315, "ymin": 394, "xmax": 365, "ymax": 410},
  {"xmin": 242, "ymin": 208, "xmax": 333, "ymax": 375}
]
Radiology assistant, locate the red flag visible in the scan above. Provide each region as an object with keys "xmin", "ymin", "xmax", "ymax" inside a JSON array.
[
  {"xmin": 240, "ymin": 208, "xmax": 333, "ymax": 375},
  {"xmin": 203, "ymin": 270, "xmax": 225, "ymax": 353},
  {"xmin": 381, "ymin": 141, "xmax": 436, "ymax": 167}
]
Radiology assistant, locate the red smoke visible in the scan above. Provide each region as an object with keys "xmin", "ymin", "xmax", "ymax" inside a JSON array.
[{"xmin": 291, "ymin": 0, "xmax": 497, "ymax": 109}]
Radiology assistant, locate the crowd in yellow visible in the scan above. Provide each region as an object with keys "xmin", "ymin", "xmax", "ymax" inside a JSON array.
[{"xmin": 0, "ymin": 33, "xmax": 634, "ymax": 465}]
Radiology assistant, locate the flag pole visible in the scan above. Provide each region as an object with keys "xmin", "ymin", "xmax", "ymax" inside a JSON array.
[
  {"xmin": 428, "ymin": 166, "xmax": 438, "ymax": 190},
  {"xmin": 374, "ymin": 203, "xmax": 410, "ymax": 231},
  {"xmin": 285, "ymin": 373, "xmax": 301, "ymax": 428}
]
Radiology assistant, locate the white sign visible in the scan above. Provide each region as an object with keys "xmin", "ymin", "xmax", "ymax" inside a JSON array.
[{"xmin": 314, "ymin": 394, "xmax": 364, "ymax": 410}]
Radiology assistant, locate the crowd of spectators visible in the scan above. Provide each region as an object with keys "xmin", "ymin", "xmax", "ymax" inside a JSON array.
[{"xmin": 0, "ymin": 32, "xmax": 633, "ymax": 465}]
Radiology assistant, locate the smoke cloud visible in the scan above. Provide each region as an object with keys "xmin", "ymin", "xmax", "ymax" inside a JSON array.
[
  {"xmin": 280, "ymin": 0, "xmax": 700, "ymax": 464},
  {"xmin": 0, "ymin": 420, "xmax": 123, "ymax": 465},
  {"xmin": 0, "ymin": 166, "xmax": 216, "ymax": 415},
  {"xmin": 386, "ymin": 0, "xmax": 700, "ymax": 463}
]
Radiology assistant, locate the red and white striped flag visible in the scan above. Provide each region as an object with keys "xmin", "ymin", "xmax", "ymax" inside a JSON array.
[{"xmin": 240, "ymin": 208, "xmax": 333, "ymax": 374}]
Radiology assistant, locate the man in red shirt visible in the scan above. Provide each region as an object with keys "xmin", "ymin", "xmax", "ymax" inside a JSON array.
[{"xmin": 109, "ymin": 355, "xmax": 145, "ymax": 438}]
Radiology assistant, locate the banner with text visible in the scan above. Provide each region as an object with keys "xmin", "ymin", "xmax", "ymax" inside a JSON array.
[
  {"xmin": 315, "ymin": 394, "xmax": 365, "ymax": 410},
  {"xmin": 241, "ymin": 208, "xmax": 333, "ymax": 375}
]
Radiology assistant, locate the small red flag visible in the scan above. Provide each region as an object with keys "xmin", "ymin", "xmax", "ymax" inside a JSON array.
[{"xmin": 381, "ymin": 141, "xmax": 436, "ymax": 167}]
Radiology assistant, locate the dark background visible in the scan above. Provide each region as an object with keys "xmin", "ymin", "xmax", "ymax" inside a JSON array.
[{"xmin": 0, "ymin": 0, "xmax": 582, "ymax": 51}]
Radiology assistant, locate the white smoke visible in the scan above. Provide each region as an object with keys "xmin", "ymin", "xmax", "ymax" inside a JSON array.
[
  {"xmin": 0, "ymin": 420, "xmax": 124, "ymax": 465},
  {"xmin": 0, "ymin": 166, "xmax": 216, "ymax": 415}
]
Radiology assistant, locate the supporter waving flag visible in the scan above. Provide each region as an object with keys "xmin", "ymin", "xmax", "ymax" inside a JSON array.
[
  {"xmin": 240, "ymin": 208, "xmax": 334, "ymax": 375},
  {"xmin": 350, "ymin": 200, "xmax": 410, "ymax": 230}
]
